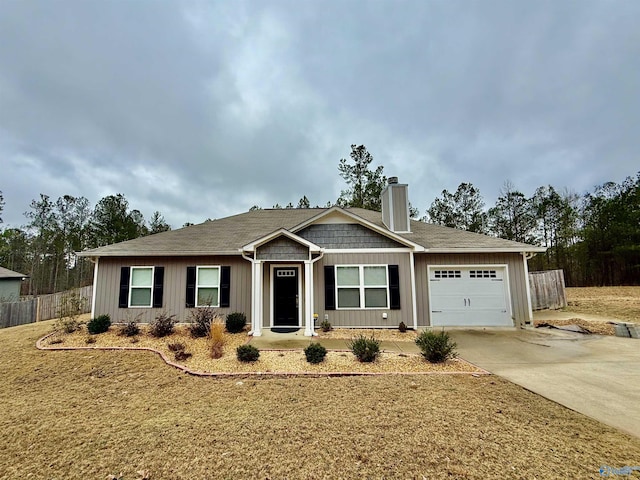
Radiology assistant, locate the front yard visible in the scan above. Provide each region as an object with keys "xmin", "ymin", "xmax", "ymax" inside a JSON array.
[{"xmin": 2, "ymin": 321, "xmax": 640, "ymax": 479}]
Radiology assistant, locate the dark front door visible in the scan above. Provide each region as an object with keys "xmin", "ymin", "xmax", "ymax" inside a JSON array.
[{"xmin": 274, "ymin": 267, "xmax": 299, "ymax": 326}]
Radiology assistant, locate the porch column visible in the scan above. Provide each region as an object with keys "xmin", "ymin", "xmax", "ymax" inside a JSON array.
[
  {"xmin": 303, "ymin": 260, "xmax": 314, "ymax": 336},
  {"xmin": 252, "ymin": 261, "xmax": 263, "ymax": 336}
]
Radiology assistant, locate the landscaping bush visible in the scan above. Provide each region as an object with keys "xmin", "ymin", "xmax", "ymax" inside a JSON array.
[
  {"xmin": 119, "ymin": 320, "xmax": 140, "ymax": 337},
  {"xmin": 55, "ymin": 317, "xmax": 80, "ymax": 334},
  {"xmin": 304, "ymin": 342, "xmax": 327, "ymax": 364},
  {"xmin": 236, "ymin": 344, "xmax": 260, "ymax": 362},
  {"xmin": 149, "ymin": 312, "xmax": 177, "ymax": 337},
  {"xmin": 174, "ymin": 350, "xmax": 192, "ymax": 362},
  {"xmin": 55, "ymin": 291, "xmax": 87, "ymax": 334},
  {"xmin": 320, "ymin": 320, "xmax": 332, "ymax": 332},
  {"xmin": 188, "ymin": 307, "xmax": 217, "ymax": 338},
  {"xmin": 167, "ymin": 342, "xmax": 185, "ymax": 352},
  {"xmin": 167, "ymin": 342, "xmax": 192, "ymax": 361},
  {"xmin": 87, "ymin": 314, "xmax": 111, "ymax": 334},
  {"xmin": 348, "ymin": 334, "xmax": 380, "ymax": 363},
  {"xmin": 415, "ymin": 330, "xmax": 457, "ymax": 363},
  {"xmin": 398, "ymin": 321, "xmax": 407, "ymax": 333},
  {"xmin": 226, "ymin": 312, "xmax": 246, "ymax": 334},
  {"xmin": 209, "ymin": 321, "xmax": 226, "ymax": 359}
]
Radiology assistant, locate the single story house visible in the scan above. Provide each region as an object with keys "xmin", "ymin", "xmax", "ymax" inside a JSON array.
[
  {"xmin": 78, "ymin": 179, "xmax": 545, "ymax": 335},
  {"xmin": 0, "ymin": 266, "xmax": 28, "ymax": 302}
]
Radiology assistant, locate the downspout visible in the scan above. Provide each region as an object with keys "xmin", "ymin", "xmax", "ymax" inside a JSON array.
[
  {"xmin": 522, "ymin": 252, "xmax": 536, "ymax": 326},
  {"xmin": 306, "ymin": 250, "xmax": 325, "ymax": 337},
  {"xmin": 241, "ymin": 252, "xmax": 257, "ymax": 335}
]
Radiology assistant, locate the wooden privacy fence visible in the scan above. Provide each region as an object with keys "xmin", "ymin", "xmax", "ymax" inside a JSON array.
[
  {"xmin": 36, "ymin": 285, "xmax": 93, "ymax": 322},
  {"xmin": 0, "ymin": 285, "xmax": 93, "ymax": 328},
  {"xmin": 0, "ymin": 299, "xmax": 37, "ymax": 328},
  {"xmin": 529, "ymin": 269, "xmax": 567, "ymax": 310}
]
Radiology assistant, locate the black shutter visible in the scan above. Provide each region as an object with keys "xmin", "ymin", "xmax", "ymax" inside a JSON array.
[
  {"xmin": 389, "ymin": 265, "xmax": 400, "ymax": 310},
  {"xmin": 220, "ymin": 266, "xmax": 231, "ymax": 308},
  {"xmin": 152, "ymin": 267, "xmax": 164, "ymax": 308},
  {"xmin": 324, "ymin": 265, "xmax": 335, "ymax": 310},
  {"xmin": 118, "ymin": 267, "xmax": 130, "ymax": 308},
  {"xmin": 186, "ymin": 266, "xmax": 196, "ymax": 308}
]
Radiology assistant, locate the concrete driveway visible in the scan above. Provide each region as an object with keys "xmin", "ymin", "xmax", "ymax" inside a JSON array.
[{"xmin": 450, "ymin": 328, "xmax": 640, "ymax": 438}]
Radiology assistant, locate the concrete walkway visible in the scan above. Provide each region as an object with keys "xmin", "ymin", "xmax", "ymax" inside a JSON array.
[
  {"xmin": 248, "ymin": 329, "xmax": 420, "ymax": 353},
  {"xmin": 450, "ymin": 327, "xmax": 640, "ymax": 438}
]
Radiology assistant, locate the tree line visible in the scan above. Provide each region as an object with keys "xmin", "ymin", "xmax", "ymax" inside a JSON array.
[
  {"xmin": 0, "ymin": 193, "xmax": 170, "ymax": 295},
  {"xmin": 1, "ymin": 144, "xmax": 638, "ymax": 294},
  {"xmin": 262, "ymin": 145, "xmax": 639, "ymax": 287},
  {"xmin": 423, "ymin": 174, "xmax": 640, "ymax": 287}
]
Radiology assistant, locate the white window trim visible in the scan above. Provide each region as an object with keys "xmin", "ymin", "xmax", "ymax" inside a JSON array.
[
  {"xmin": 196, "ymin": 265, "xmax": 221, "ymax": 308},
  {"xmin": 129, "ymin": 266, "xmax": 154, "ymax": 308},
  {"xmin": 335, "ymin": 264, "xmax": 390, "ymax": 310}
]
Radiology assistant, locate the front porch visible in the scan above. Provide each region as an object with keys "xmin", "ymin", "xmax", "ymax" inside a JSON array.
[{"xmin": 241, "ymin": 229, "xmax": 323, "ymax": 337}]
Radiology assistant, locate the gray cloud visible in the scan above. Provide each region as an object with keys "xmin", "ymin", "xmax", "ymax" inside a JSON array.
[{"xmin": 1, "ymin": 0, "xmax": 639, "ymax": 229}]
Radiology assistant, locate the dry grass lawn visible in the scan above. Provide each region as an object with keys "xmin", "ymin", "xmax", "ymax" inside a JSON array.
[
  {"xmin": 566, "ymin": 286, "xmax": 640, "ymax": 322},
  {"xmin": 2, "ymin": 321, "xmax": 640, "ymax": 479}
]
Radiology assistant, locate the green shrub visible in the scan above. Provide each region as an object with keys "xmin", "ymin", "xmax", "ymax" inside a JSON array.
[
  {"xmin": 119, "ymin": 320, "xmax": 140, "ymax": 337},
  {"xmin": 226, "ymin": 312, "xmax": 247, "ymax": 334},
  {"xmin": 304, "ymin": 342, "xmax": 328, "ymax": 364},
  {"xmin": 320, "ymin": 320, "xmax": 332, "ymax": 332},
  {"xmin": 398, "ymin": 321, "xmax": 407, "ymax": 333},
  {"xmin": 87, "ymin": 314, "xmax": 111, "ymax": 334},
  {"xmin": 415, "ymin": 330, "xmax": 457, "ymax": 363},
  {"xmin": 149, "ymin": 312, "xmax": 177, "ymax": 337},
  {"xmin": 348, "ymin": 334, "xmax": 380, "ymax": 363},
  {"xmin": 188, "ymin": 307, "xmax": 218, "ymax": 338},
  {"xmin": 236, "ymin": 344, "xmax": 260, "ymax": 362}
]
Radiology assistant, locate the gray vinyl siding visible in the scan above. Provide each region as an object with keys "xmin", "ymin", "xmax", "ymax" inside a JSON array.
[
  {"xmin": 414, "ymin": 253, "xmax": 528, "ymax": 327},
  {"xmin": 297, "ymin": 224, "xmax": 404, "ymax": 249},
  {"xmin": 312, "ymin": 252, "xmax": 414, "ymax": 328},
  {"xmin": 256, "ymin": 237, "xmax": 309, "ymax": 260},
  {"xmin": 391, "ymin": 186, "xmax": 409, "ymax": 232},
  {"xmin": 382, "ymin": 194, "xmax": 391, "ymax": 231},
  {"xmin": 0, "ymin": 279, "xmax": 21, "ymax": 302},
  {"xmin": 94, "ymin": 256, "xmax": 252, "ymax": 323}
]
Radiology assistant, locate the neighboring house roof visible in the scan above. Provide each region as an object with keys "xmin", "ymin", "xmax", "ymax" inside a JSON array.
[
  {"xmin": 0, "ymin": 266, "xmax": 28, "ymax": 279},
  {"xmin": 77, "ymin": 206, "xmax": 545, "ymax": 258}
]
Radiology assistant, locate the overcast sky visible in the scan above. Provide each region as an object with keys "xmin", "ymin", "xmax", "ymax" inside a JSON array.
[{"xmin": 1, "ymin": 0, "xmax": 639, "ymax": 229}]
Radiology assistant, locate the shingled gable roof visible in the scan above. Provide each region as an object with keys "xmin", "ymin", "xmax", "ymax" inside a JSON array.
[
  {"xmin": 77, "ymin": 206, "xmax": 545, "ymax": 258},
  {"xmin": 0, "ymin": 266, "xmax": 28, "ymax": 279}
]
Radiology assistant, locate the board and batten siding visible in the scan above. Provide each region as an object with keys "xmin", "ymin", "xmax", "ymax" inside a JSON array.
[
  {"xmin": 414, "ymin": 253, "xmax": 529, "ymax": 327},
  {"xmin": 312, "ymin": 251, "xmax": 414, "ymax": 328},
  {"xmin": 94, "ymin": 256, "xmax": 252, "ymax": 323}
]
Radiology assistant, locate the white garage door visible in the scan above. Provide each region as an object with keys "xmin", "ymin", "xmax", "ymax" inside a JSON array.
[{"xmin": 429, "ymin": 267, "xmax": 512, "ymax": 327}]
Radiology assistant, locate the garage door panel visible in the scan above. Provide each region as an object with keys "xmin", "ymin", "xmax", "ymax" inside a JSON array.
[
  {"xmin": 429, "ymin": 266, "xmax": 512, "ymax": 327},
  {"xmin": 431, "ymin": 310, "xmax": 512, "ymax": 327}
]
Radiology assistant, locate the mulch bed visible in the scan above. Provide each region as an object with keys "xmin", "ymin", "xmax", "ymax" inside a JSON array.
[{"xmin": 37, "ymin": 325, "xmax": 483, "ymax": 377}]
